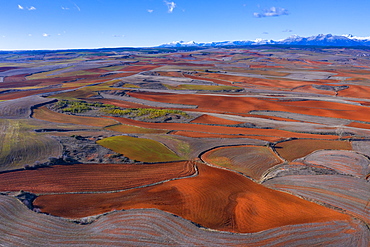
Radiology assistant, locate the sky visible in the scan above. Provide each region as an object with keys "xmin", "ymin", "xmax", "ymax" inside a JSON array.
[{"xmin": 0, "ymin": 0, "xmax": 369, "ymax": 50}]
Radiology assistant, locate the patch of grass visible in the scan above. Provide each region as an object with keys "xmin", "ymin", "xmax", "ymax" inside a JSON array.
[
  {"xmin": 54, "ymin": 99, "xmax": 116, "ymax": 113},
  {"xmin": 97, "ymin": 135, "xmax": 183, "ymax": 162},
  {"xmin": 122, "ymin": 83, "xmax": 140, "ymax": 88},
  {"xmin": 103, "ymin": 107, "xmax": 189, "ymax": 119}
]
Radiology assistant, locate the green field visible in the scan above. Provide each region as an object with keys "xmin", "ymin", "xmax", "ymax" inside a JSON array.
[
  {"xmin": 97, "ymin": 135, "xmax": 183, "ymax": 162},
  {"xmin": 0, "ymin": 119, "xmax": 62, "ymax": 171}
]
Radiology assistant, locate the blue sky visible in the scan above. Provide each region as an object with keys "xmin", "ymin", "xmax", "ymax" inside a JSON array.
[{"xmin": 1, "ymin": 0, "xmax": 369, "ymax": 50}]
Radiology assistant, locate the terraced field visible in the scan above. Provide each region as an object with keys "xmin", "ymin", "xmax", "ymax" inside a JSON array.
[{"xmin": 1, "ymin": 46, "xmax": 370, "ymax": 246}]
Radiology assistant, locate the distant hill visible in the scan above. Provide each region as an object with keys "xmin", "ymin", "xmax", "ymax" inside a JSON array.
[{"xmin": 159, "ymin": 34, "xmax": 370, "ymax": 47}]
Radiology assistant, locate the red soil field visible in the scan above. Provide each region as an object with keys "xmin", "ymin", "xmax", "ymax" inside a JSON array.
[
  {"xmin": 34, "ymin": 162, "xmax": 350, "ymax": 233},
  {"xmin": 304, "ymin": 60, "xmax": 332, "ymax": 65},
  {"xmin": 247, "ymin": 114, "xmax": 301, "ymax": 123},
  {"xmin": 106, "ymin": 116, "xmax": 339, "ymax": 140},
  {"xmin": 170, "ymin": 131, "xmax": 283, "ymax": 142},
  {"xmin": 33, "ymin": 106, "xmax": 118, "ymax": 127},
  {"xmin": 292, "ymin": 85, "xmax": 336, "ymax": 96},
  {"xmin": 183, "ymin": 73, "xmax": 235, "ymax": 86},
  {"xmin": 191, "ymin": 114, "xmax": 244, "ymax": 125},
  {"xmin": 127, "ymin": 91, "xmax": 370, "ymax": 123},
  {"xmin": 164, "ymin": 62, "xmax": 212, "ymax": 67},
  {"xmin": 120, "ymin": 65, "xmax": 160, "ymax": 72},
  {"xmin": 249, "ymin": 65, "xmax": 285, "ymax": 69},
  {"xmin": 0, "ymin": 161, "xmax": 195, "ymax": 193},
  {"xmin": 274, "ymin": 139, "xmax": 352, "ymax": 161},
  {"xmin": 0, "ymin": 80, "xmax": 43, "ymax": 89},
  {"xmin": 337, "ymin": 85, "xmax": 370, "ymax": 99},
  {"xmin": 3, "ymin": 74, "xmax": 28, "ymax": 83},
  {"xmin": 0, "ymin": 88, "xmax": 74, "ymax": 101},
  {"xmin": 157, "ymin": 71, "xmax": 185, "ymax": 77},
  {"xmin": 347, "ymin": 121, "xmax": 370, "ymax": 130},
  {"xmin": 199, "ymin": 72, "xmax": 313, "ymax": 90}
]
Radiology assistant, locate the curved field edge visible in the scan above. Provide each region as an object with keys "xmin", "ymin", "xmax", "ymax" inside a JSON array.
[
  {"xmin": 0, "ymin": 161, "xmax": 196, "ymax": 194},
  {"xmin": 96, "ymin": 135, "xmax": 183, "ymax": 162},
  {"xmin": 263, "ymin": 175, "xmax": 370, "ymax": 225},
  {"xmin": 274, "ymin": 139, "xmax": 352, "ymax": 161},
  {"xmin": 1, "ymin": 195, "xmax": 369, "ymax": 246},
  {"xmin": 201, "ymin": 145, "xmax": 283, "ymax": 181},
  {"xmin": 34, "ymin": 163, "xmax": 352, "ymax": 233}
]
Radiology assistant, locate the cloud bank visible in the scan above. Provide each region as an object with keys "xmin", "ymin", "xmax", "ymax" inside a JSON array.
[{"xmin": 254, "ymin": 7, "xmax": 288, "ymax": 18}]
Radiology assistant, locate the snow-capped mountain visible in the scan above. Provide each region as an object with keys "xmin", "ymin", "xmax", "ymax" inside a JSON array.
[{"xmin": 159, "ymin": 34, "xmax": 370, "ymax": 47}]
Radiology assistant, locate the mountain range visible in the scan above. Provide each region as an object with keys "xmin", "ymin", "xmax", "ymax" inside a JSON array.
[{"xmin": 159, "ymin": 34, "xmax": 370, "ymax": 47}]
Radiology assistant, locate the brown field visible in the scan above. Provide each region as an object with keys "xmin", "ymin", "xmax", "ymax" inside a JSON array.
[
  {"xmin": 34, "ymin": 162, "xmax": 350, "ymax": 233},
  {"xmin": 191, "ymin": 114, "xmax": 244, "ymax": 125},
  {"xmin": 202, "ymin": 145, "xmax": 283, "ymax": 180},
  {"xmin": 274, "ymin": 139, "xmax": 352, "ymax": 161},
  {"xmin": 33, "ymin": 106, "xmax": 118, "ymax": 127},
  {"xmin": 0, "ymin": 161, "xmax": 195, "ymax": 193},
  {"xmin": 170, "ymin": 130, "xmax": 284, "ymax": 142},
  {"xmin": 107, "ymin": 116, "xmax": 339, "ymax": 140},
  {"xmin": 0, "ymin": 88, "xmax": 72, "ymax": 100},
  {"xmin": 127, "ymin": 91, "xmax": 370, "ymax": 123}
]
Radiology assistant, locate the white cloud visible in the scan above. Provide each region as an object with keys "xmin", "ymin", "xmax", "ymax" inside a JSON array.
[
  {"xmin": 18, "ymin": 4, "xmax": 37, "ymax": 11},
  {"xmin": 72, "ymin": 1, "xmax": 81, "ymax": 11},
  {"xmin": 42, "ymin": 33, "xmax": 50, "ymax": 37},
  {"xmin": 164, "ymin": 1, "xmax": 176, "ymax": 13},
  {"xmin": 28, "ymin": 34, "xmax": 32, "ymax": 37},
  {"xmin": 61, "ymin": 6, "xmax": 70, "ymax": 10},
  {"xmin": 254, "ymin": 7, "xmax": 288, "ymax": 18},
  {"xmin": 147, "ymin": 9, "xmax": 154, "ymax": 13}
]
